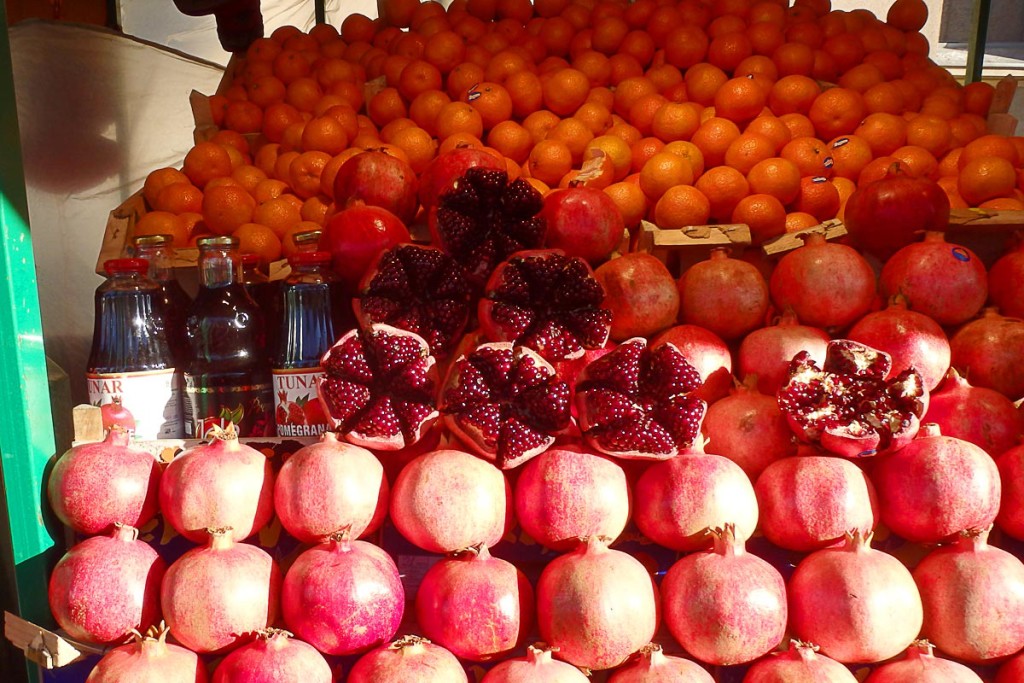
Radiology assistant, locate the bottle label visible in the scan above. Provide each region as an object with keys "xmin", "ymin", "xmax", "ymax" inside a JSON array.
[
  {"xmin": 183, "ymin": 376, "xmax": 274, "ymax": 439},
  {"xmin": 87, "ymin": 369, "xmax": 184, "ymax": 440},
  {"xmin": 272, "ymin": 367, "xmax": 330, "ymax": 437}
]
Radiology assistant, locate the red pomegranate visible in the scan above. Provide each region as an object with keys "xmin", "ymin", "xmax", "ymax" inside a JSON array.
[
  {"xmin": 737, "ymin": 308, "xmax": 830, "ymax": 396},
  {"xmin": 346, "ymin": 636, "xmax": 468, "ymax": 683},
  {"xmin": 480, "ymin": 643, "xmax": 589, "ymax": 682},
  {"xmin": 324, "ymin": 203, "xmax": 411, "ymax": 291},
  {"xmin": 996, "ymin": 444, "xmax": 1024, "ymax": 540},
  {"xmin": 419, "ymin": 147, "xmax": 506, "ymax": 211},
  {"xmin": 741, "ymin": 640, "xmax": 858, "ymax": 682},
  {"xmin": 988, "ymin": 239, "xmax": 1024, "ymax": 318},
  {"xmin": 607, "ymin": 644, "xmax": 713, "ymax": 682},
  {"xmin": 47, "ymin": 427, "xmax": 160, "ymax": 535},
  {"xmin": 788, "ymin": 530, "xmax": 924, "ymax": 663},
  {"xmin": 84, "ymin": 626, "xmax": 207, "ymax": 683},
  {"xmin": 594, "ymin": 252, "xmax": 680, "ymax": 341},
  {"xmin": 536, "ymin": 536, "xmax": 659, "ymax": 671},
  {"xmin": 864, "ymin": 640, "xmax": 984, "ymax": 682},
  {"xmin": 333, "ymin": 150, "xmax": 419, "ymax": 225},
  {"xmin": 677, "ymin": 248, "xmax": 770, "ymax": 340},
  {"xmin": 923, "ymin": 369, "xmax": 1023, "ymax": 457},
  {"xmin": 48, "ymin": 524, "xmax": 164, "ymax": 644},
  {"xmin": 997, "ymin": 653, "xmax": 1024, "ymax": 683},
  {"xmin": 99, "ymin": 396, "xmax": 136, "ymax": 433},
  {"xmin": 542, "ymin": 185, "xmax": 626, "ymax": 266},
  {"xmin": 211, "ymin": 629, "xmax": 332, "ymax": 682},
  {"xmin": 651, "ymin": 324, "xmax": 733, "ymax": 403},
  {"xmin": 949, "ymin": 308, "xmax": 1024, "ymax": 401}
]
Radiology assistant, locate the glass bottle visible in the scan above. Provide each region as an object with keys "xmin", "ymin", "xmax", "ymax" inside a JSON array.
[
  {"xmin": 132, "ymin": 233, "xmax": 192, "ymax": 367},
  {"xmin": 183, "ymin": 236, "xmax": 274, "ymax": 438},
  {"xmin": 87, "ymin": 258, "xmax": 184, "ymax": 439}
]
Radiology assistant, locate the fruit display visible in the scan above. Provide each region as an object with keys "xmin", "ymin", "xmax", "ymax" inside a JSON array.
[{"xmin": 27, "ymin": 0, "xmax": 1024, "ymax": 681}]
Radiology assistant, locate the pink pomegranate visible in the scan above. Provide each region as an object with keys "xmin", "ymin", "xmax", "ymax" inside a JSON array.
[
  {"xmin": 755, "ymin": 456, "xmax": 879, "ymax": 552},
  {"xmin": 480, "ymin": 643, "xmax": 589, "ymax": 682},
  {"xmin": 346, "ymin": 636, "xmax": 468, "ymax": 683},
  {"xmin": 537, "ymin": 536, "xmax": 659, "ymax": 670},
  {"xmin": 333, "ymin": 149, "xmax": 419, "ymax": 224},
  {"xmin": 701, "ymin": 376, "xmax": 798, "ymax": 480},
  {"xmin": 84, "ymin": 626, "xmax": 207, "ymax": 683},
  {"xmin": 923, "ymin": 369, "xmax": 1023, "ymax": 456},
  {"xmin": 678, "ymin": 248, "xmax": 770, "ymax": 340},
  {"xmin": 847, "ymin": 295, "xmax": 952, "ymax": 392},
  {"xmin": 513, "ymin": 444, "xmax": 630, "ymax": 551},
  {"xmin": 988, "ymin": 239, "xmax": 1024, "ymax": 318},
  {"xmin": 872, "ymin": 424, "xmax": 1000, "ymax": 544},
  {"xmin": 594, "ymin": 253, "xmax": 680, "ymax": 341},
  {"xmin": 913, "ymin": 528, "xmax": 1024, "ymax": 664},
  {"xmin": 949, "ymin": 308, "xmax": 1024, "ymax": 401},
  {"xmin": 879, "ymin": 232, "xmax": 988, "ymax": 326},
  {"xmin": 661, "ymin": 525, "xmax": 788, "ymax": 666},
  {"xmin": 864, "ymin": 640, "xmax": 984, "ymax": 682},
  {"xmin": 542, "ymin": 185, "xmax": 626, "ymax": 266},
  {"xmin": 419, "ymin": 146, "xmax": 506, "ymax": 210},
  {"xmin": 997, "ymin": 444, "xmax": 1024, "ymax": 540},
  {"xmin": 160, "ymin": 528, "xmax": 281, "ymax": 654},
  {"xmin": 996, "ymin": 652, "xmax": 1024, "ymax": 683},
  {"xmin": 273, "ymin": 432, "xmax": 388, "ymax": 543},
  {"xmin": 281, "ymin": 533, "xmax": 404, "ymax": 656},
  {"xmin": 607, "ymin": 644, "xmax": 713, "ymax": 682},
  {"xmin": 788, "ymin": 530, "xmax": 924, "ymax": 663},
  {"xmin": 738, "ymin": 308, "xmax": 830, "ymax": 396},
  {"xmin": 159, "ymin": 426, "xmax": 274, "ymax": 543},
  {"xmin": 633, "ymin": 443, "xmax": 759, "ymax": 552},
  {"xmin": 324, "ymin": 203, "xmax": 411, "ymax": 291},
  {"xmin": 651, "ymin": 324, "xmax": 733, "ymax": 403},
  {"xmin": 415, "ymin": 545, "xmax": 534, "ymax": 661},
  {"xmin": 741, "ymin": 640, "xmax": 858, "ymax": 682},
  {"xmin": 99, "ymin": 396, "xmax": 136, "ymax": 432},
  {"xmin": 48, "ymin": 524, "xmax": 164, "ymax": 644},
  {"xmin": 211, "ymin": 629, "xmax": 332, "ymax": 682},
  {"xmin": 47, "ymin": 428, "xmax": 160, "ymax": 535},
  {"xmin": 768, "ymin": 231, "xmax": 878, "ymax": 331}
]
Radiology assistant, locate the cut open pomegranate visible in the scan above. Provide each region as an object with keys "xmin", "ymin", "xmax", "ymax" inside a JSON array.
[{"xmin": 777, "ymin": 339, "xmax": 926, "ymax": 458}]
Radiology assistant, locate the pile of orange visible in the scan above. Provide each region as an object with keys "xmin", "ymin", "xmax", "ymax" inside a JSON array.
[{"xmin": 141, "ymin": 0, "xmax": 1024, "ymax": 265}]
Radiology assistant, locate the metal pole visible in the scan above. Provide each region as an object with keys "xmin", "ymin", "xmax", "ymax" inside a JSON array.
[{"xmin": 966, "ymin": 0, "xmax": 992, "ymax": 83}]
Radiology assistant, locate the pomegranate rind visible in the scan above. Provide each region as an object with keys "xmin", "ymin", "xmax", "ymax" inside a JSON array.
[{"xmin": 317, "ymin": 324, "xmax": 439, "ymax": 451}]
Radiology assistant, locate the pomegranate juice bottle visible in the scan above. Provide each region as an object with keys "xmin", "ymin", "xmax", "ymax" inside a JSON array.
[
  {"xmin": 132, "ymin": 233, "xmax": 192, "ymax": 367},
  {"xmin": 183, "ymin": 236, "xmax": 274, "ymax": 438},
  {"xmin": 87, "ymin": 258, "xmax": 184, "ymax": 439}
]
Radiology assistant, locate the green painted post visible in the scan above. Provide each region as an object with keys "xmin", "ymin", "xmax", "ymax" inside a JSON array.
[
  {"xmin": 0, "ymin": 5, "xmax": 60, "ymax": 683},
  {"xmin": 966, "ymin": 0, "xmax": 992, "ymax": 83}
]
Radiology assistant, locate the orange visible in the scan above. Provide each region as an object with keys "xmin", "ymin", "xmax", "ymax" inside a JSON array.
[
  {"xmin": 937, "ymin": 176, "xmax": 969, "ymax": 209},
  {"xmin": 858, "ymin": 156, "xmax": 902, "ymax": 186},
  {"xmin": 692, "ymin": 116, "xmax": 742, "ymax": 168},
  {"xmin": 289, "ymin": 151, "xmax": 332, "ymax": 200},
  {"xmin": 587, "ymin": 135, "xmax": 633, "ymax": 181},
  {"xmin": 488, "ymin": 120, "xmax": 534, "ymax": 164},
  {"xmin": 438, "ymin": 132, "xmax": 484, "ymax": 155},
  {"xmin": 233, "ymin": 223, "xmax": 283, "ymax": 267},
  {"xmin": 904, "ymin": 114, "xmax": 953, "ymax": 159},
  {"xmin": 527, "ymin": 139, "xmax": 574, "ymax": 186},
  {"xmin": 252, "ymin": 196, "xmax": 304, "ymax": 238},
  {"xmin": 781, "ymin": 136, "xmax": 831, "ymax": 177},
  {"xmin": 409, "ymin": 90, "xmax": 452, "ymax": 136},
  {"xmin": 152, "ymin": 182, "xmax": 203, "ymax": 215},
  {"xmin": 714, "ymin": 76, "xmax": 768, "ymax": 125},
  {"xmin": 663, "ymin": 140, "xmax": 706, "ymax": 178},
  {"xmin": 606, "ymin": 121, "xmax": 643, "ymax": 148},
  {"xmin": 285, "ymin": 77, "xmax": 325, "ymax": 114},
  {"xmin": 604, "ymin": 181, "xmax": 648, "ymax": 228},
  {"xmin": 664, "ymin": 25, "xmax": 709, "ymax": 69},
  {"xmin": 855, "ymin": 112, "xmax": 908, "ymax": 158},
  {"xmin": 639, "ymin": 151, "xmax": 694, "ymax": 200},
  {"xmin": 684, "ymin": 63, "xmax": 728, "ymax": 107},
  {"xmin": 821, "ymin": 33, "xmax": 866, "ymax": 75},
  {"xmin": 627, "ymin": 93, "xmax": 668, "ymax": 136},
  {"xmin": 963, "ymin": 81, "xmax": 996, "ymax": 117},
  {"xmin": 959, "ymin": 135, "xmax": 1020, "ymax": 170},
  {"xmin": 201, "ymin": 184, "xmax": 257, "ymax": 235},
  {"xmin": 959, "ymin": 156, "xmax": 1017, "ymax": 206},
  {"xmin": 808, "ymin": 88, "xmax": 866, "ymax": 141},
  {"xmin": 547, "ymin": 117, "xmax": 596, "ymax": 164},
  {"xmin": 979, "ymin": 196, "xmax": 1024, "ymax": 210},
  {"xmin": 734, "ymin": 55, "xmax": 779, "ymax": 86},
  {"xmin": 253, "ymin": 178, "xmax": 291, "ymax": 205},
  {"xmin": 793, "ymin": 174, "xmax": 841, "ymax": 219},
  {"xmin": 828, "ymin": 134, "xmax": 873, "ymax": 181},
  {"xmin": 785, "ymin": 211, "xmax": 820, "ymax": 232},
  {"xmin": 837, "ymin": 63, "xmax": 885, "ymax": 94},
  {"xmin": 542, "ymin": 68, "xmax": 591, "ymax": 117},
  {"xmin": 261, "ymin": 102, "xmax": 305, "ymax": 144},
  {"xmin": 891, "ymin": 145, "xmax": 938, "ymax": 179},
  {"xmin": 591, "ymin": 16, "xmax": 630, "ymax": 55},
  {"xmin": 747, "ymin": 20, "xmax": 785, "ymax": 56},
  {"xmin": 650, "ymin": 102, "xmax": 701, "ymax": 143},
  {"xmin": 831, "ymin": 175, "xmax": 857, "ymax": 219},
  {"xmin": 298, "ymin": 116, "xmax": 349, "ymax": 155},
  {"xmin": 397, "ymin": 59, "xmax": 443, "ymax": 102},
  {"xmin": 435, "ymin": 101, "xmax": 485, "ymax": 140},
  {"xmin": 779, "ymin": 113, "xmax": 816, "ymax": 140},
  {"xmin": 612, "ymin": 76, "xmax": 658, "ymax": 118},
  {"xmin": 232, "ymin": 165, "xmax": 269, "ymax": 194},
  {"xmin": 465, "ymin": 81, "xmax": 514, "ymax": 130},
  {"xmin": 747, "ymin": 156, "xmax": 801, "ymax": 204},
  {"xmin": 133, "ymin": 211, "xmax": 190, "ymax": 248},
  {"xmin": 937, "ymin": 148, "xmax": 964, "ymax": 178},
  {"xmin": 223, "ymin": 100, "xmax": 263, "ymax": 135},
  {"xmin": 653, "ymin": 185, "xmax": 711, "ymax": 229},
  {"xmin": 708, "ymin": 31, "xmax": 754, "ymax": 73},
  {"xmin": 504, "ymin": 71, "xmax": 545, "ymax": 119},
  {"xmin": 379, "ymin": 117, "xmax": 417, "ymax": 144},
  {"xmin": 771, "ymin": 41, "xmax": 815, "ymax": 77},
  {"xmin": 523, "ymin": 109, "xmax": 562, "ymax": 144},
  {"xmin": 886, "ymin": 0, "xmax": 927, "ymax": 32},
  {"xmin": 575, "ymin": 101, "xmax": 614, "ymax": 135},
  {"xmin": 183, "ymin": 142, "xmax": 234, "ymax": 189},
  {"xmin": 695, "ymin": 166, "xmax": 750, "ymax": 221},
  {"xmin": 724, "ymin": 132, "xmax": 776, "ymax": 175},
  {"xmin": 745, "ymin": 115, "xmax": 792, "ymax": 153},
  {"xmin": 367, "ymin": 87, "xmax": 409, "ymax": 127},
  {"xmin": 143, "ymin": 167, "xmax": 191, "ymax": 208},
  {"xmin": 732, "ymin": 193, "xmax": 787, "ymax": 243},
  {"xmin": 630, "ymin": 136, "xmax": 666, "ymax": 174}
]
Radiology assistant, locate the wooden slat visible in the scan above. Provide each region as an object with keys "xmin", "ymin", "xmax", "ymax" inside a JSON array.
[
  {"xmin": 761, "ymin": 219, "xmax": 847, "ymax": 256},
  {"xmin": 4, "ymin": 612, "xmax": 103, "ymax": 670},
  {"xmin": 636, "ymin": 220, "xmax": 751, "ymax": 258},
  {"xmin": 947, "ymin": 208, "xmax": 1024, "ymax": 232}
]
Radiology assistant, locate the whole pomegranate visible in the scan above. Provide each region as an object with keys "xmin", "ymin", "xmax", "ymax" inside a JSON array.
[
  {"xmin": 737, "ymin": 308, "xmax": 830, "ymax": 396},
  {"xmin": 996, "ymin": 444, "xmax": 1024, "ymax": 540},
  {"xmin": 949, "ymin": 308, "xmax": 1024, "ymax": 401},
  {"xmin": 651, "ymin": 324, "xmax": 733, "ymax": 403},
  {"xmin": 997, "ymin": 653, "xmax": 1024, "ymax": 683},
  {"xmin": 788, "ymin": 530, "xmax": 924, "ymax": 663},
  {"xmin": 84, "ymin": 626, "xmax": 207, "ymax": 683},
  {"xmin": 923, "ymin": 369, "xmax": 1023, "ymax": 456},
  {"xmin": 741, "ymin": 640, "xmax": 857, "ymax": 682},
  {"xmin": 542, "ymin": 185, "xmax": 626, "ymax": 266},
  {"xmin": 913, "ymin": 528, "xmax": 1024, "ymax": 664},
  {"xmin": 864, "ymin": 640, "xmax": 984, "ymax": 682},
  {"xmin": 607, "ymin": 644, "xmax": 713, "ymax": 682},
  {"xmin": 988, "ymin": 239, "xmax": 1024, "ymax": 318},
  {"xmin": 594, "ymin": 252, "xmax": 680, "ymax": 341},
  {"xmin": 47, "ymin": 427, "xmax": 160, "ymax": 535},
  {"xmin": 324, "ymin": 203, "xmax": 411, "ymax": 291},
  {"xmin": 678, "ymin": 247, "xmax": 770, "ymax": 340},
  {"xmin": 211, "ymin": 629, "xmax": 332, "ymax": 682},
  {"xmin": 346, "ymin": 636, "xmax": 468, "ymax": 683},
  {"xmin": 480, "ymin": 643, "xmax": 589, "ymax": 682},
  {"xmin": 99, "ymin": 396, "xmax": 136, "ymax": 433},
  {"xmin": 333, "ymin": 150, "xmax": 419, "ymax": 224},
  {"xmin": 536, "ymin": 536, "xmax": 659, "ymax": 671},
  {"xmin": 843, "ymin": 161, "xmax": 951, "ymax": 260},
  {"xmin": 48, "ymin": 524, "xmax": 164, "ymax": 644}
]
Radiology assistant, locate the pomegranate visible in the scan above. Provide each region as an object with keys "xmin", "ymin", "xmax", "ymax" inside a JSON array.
[
  {"xmin": 741, "ymin": 640, "xmax": 858, "ymax": 682},
  {"xmin": 768, "ymin": 231, "xmax": 877, "ymax": 331},
  {"xmin": 633, "ymin": 442, "xmax": 759, "ymax": 551},
  {"xmin": 661, "ymin": 525, "xmax": 787, "ymax": 666},
  {"xmin": 211, "ymin": 629, "xmax": 332, "ymax": 682},
  {"xmin": 847, "ymin": 295, "xmax": 952, "ymax": 392},
  {"xmin": 346, "ymin": 635, "xmax": 468, "ymax": 683},
  {"xmin": 594, "ymin": 252, "xmax": 680, "ymax": 341},
  {"xmin": 513, "ymin": 444, "xmax": 630, "ymax": 550},
  {"xmin": 755, "ymin": 455, "xmax": 879, "ymax": 552},
  {"xmin": 574, "ymin": 337, "xmax": 706, "ymax": 460},
  {"xmin": 324, "ymin": 203, "xmax": 411, "ymax": 291},
  {"xmin": 419, "ymin": 146, "xmax": 506, "ymax": 211},
  {"xmin": 536, "ymin": 536, "xmax": 659, "ymax": 670},
  {"xmin": 389, "ymin": 448, "xmax": 510, "ymax": 553},
  {"xmin": 701, "ymin": 376, "xmax": 798, "ymax": 480},
  {"xmin": 48, "ymin": 524, "xmax": 164, "ymax": 644},
  {"xmin": 415, "ymin": 545, "xmax": 534, "ymax": 661},
  {"xmin": 607, "ymin": 644, "xmax": 713, "ymax": 682},
  {"xmin": 872, "ymin": 423, "xmax": 1000, "ymax": 544},
  {"xmin": 47, "ymin": 427, "xmax": 160, "ymax": 535},
  {"xmin": 161, "ymin": 528, "xmax": 281, "ymax": 654},
  {"xmin": 738, "ymin": 308, "xmax": 830, "ymax": 396},
  {"xmin": 678, "ymin": 248, "xmax": 770, "ymax": 340},
  {"xmin": 542, "ymin": 185, "xmax": 625, "ymax": 266},
  {"xmin": 333, "ymin": 149, "xmax": 419, "ymax": 224},
  {"xmin": 843, "ymin": 161, "xmax": 951, "ymax": 260},
  {"xmin": 997, "ymin": 444, "xmax": 1024, "ymax": 540},
  {"xmin": 651, "ymin": 324, "xmax": 733, "ymax": 403},
  {"xmin": 777, "ymin": 339, "xmax": 927, "ymax": 458},
  {"xmin": 988, "ymin": 239, "xmax": 1024, "ymax": 318},
  {"xmin": 84, "ymin": 625, "xmax": 207, "ymax": 683},
  {"xmin": 273, "ymin": 432, "xmax": 388, "ymax": 544},
  {"xmin": 317, "ymin": 324, "xmax": 440, "ymax": 451},
  {"xmin": 879, "ymin": 232, "xmax": 988, "ymax": 326},
  {"xmin": 997, "ymin": 653, "xmax": 1024, "ymax": 683},
  {"xmin": 949, "ymin": 308, "xmax": 1024, "ymax": 401},
  {"xmin": 913, "ymin": 528, "xmax": 1024, "ymax": 664},
  {"xmin": 281, "ymin": 532, "xmax": 403, "ymax": 656},
  {"xmin": 864, "ymin": 640, "xmax": 984, "ymax": 682},
  {"xmin": 159, "ymin": 425, "xmax": 274, "ymax": 543},
  {"xmin": 99, "ymin": 396, "xmax": 136, "ymax": 433},
  {"xmin": 788, "ymin": 530, "xmax": 924, "ymax": 663},
  {"xmin": 480, "ymin": 643, "xmax": 589, "ymax": 682},
  {"xmin": 923, "ymin": 368, "xmax": 1023, "ymax": 456}
]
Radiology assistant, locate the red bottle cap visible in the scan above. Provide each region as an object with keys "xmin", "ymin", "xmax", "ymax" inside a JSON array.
[
  {"xmin": 287, "ymin": 251, "xmax": 333, "ymax": 267},
  {"xmin": 104, "ymin": 258, "xmax": 150, "ymax": 275}
]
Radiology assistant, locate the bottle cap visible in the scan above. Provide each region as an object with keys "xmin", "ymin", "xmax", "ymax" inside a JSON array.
[
  {"xmin": 293, "ymin": 230, "xmax": 323, "ymax": 249},
  {"xmin": 132, "ymin": 234, "xmax": 173, "ymax": 248},
  {"xmin": 287, "ymin": 251, "xmax": 333, "ymax": 267},
  {"xmin": 104, "ymin": 258, "xmax": 150, "ymax": 275},
  {"xmin": 196, "ymin": 235, "xmax": 239, "ymax": 249}
]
